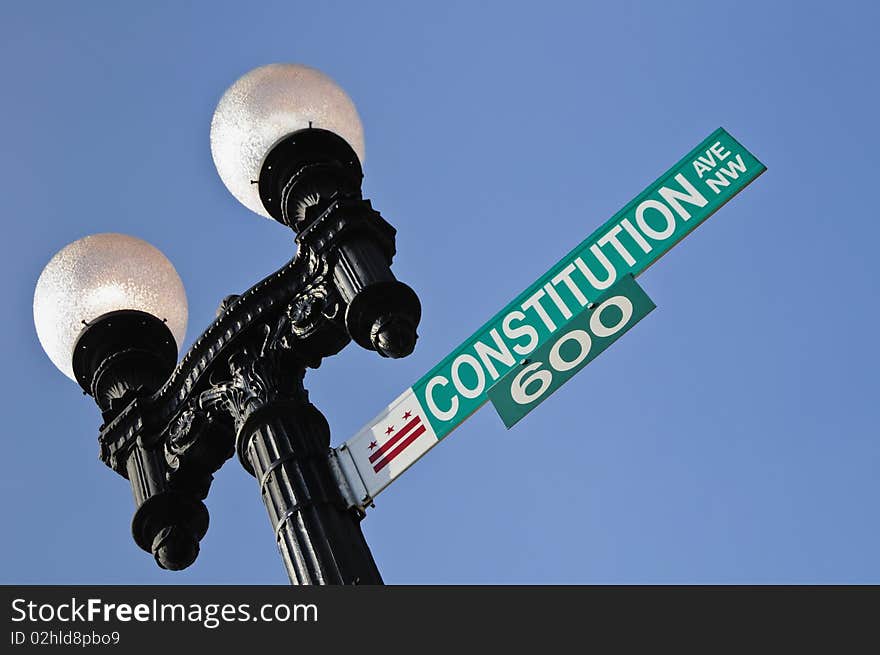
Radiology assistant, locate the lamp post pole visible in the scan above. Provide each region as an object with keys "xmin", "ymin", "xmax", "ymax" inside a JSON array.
[
  {"xmin": 34, "ymin": 65, "xmax": 419, "ymax": 585},
  {"xmin": 225, "ymin": 347, "xmax": 384, "ymax": 584}
]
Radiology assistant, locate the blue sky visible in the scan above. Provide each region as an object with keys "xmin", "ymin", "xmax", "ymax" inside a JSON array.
[{"xmin": 2, "ymin": 0, "xmax": 878, "ymax": 583}]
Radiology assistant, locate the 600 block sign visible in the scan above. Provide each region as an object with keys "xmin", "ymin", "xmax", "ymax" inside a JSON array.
[{"xmin": 487, "ymin": 275, "xmax": 655, "ymax": 427}]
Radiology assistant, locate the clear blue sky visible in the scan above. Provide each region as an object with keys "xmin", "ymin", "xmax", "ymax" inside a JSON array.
[{"xmin": 2, "ymin": 0, "xmax": 878, "ymax": 584}]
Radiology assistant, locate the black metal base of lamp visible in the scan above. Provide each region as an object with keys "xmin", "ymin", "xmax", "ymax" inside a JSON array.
[
  {"xmin": 72, "ymin": 310, "xmax": 177, "ymax": 418},
  {"xmin": 74, "ymin": 310, "xmax": 213, "ymax": 571},
  {"xmin": 259, "ymin": 127, "xmax": 421, "ymax": 359}
]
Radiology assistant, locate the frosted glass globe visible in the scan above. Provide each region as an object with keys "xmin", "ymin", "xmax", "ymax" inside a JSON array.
[
  {"xmin": 210, "ymin": 63, "xmax": 365, "ymax": 219},
  {"xmin": 34, "ymin": 233, "xmax": 188, "ymax": 381}
]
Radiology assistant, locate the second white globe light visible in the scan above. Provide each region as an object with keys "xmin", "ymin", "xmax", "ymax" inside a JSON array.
[
  {"xmin": 210, "ymin": 63, "xmax": 365, "ymax": 219},
  {"xmin": 33, "ymin": 233, "xmax": 188, "ymax": 381}
]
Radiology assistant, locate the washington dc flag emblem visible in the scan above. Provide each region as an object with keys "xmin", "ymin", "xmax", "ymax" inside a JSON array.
[{"xmin": 339, "ymin": 389, "xmax": 439, "ymax": 499}]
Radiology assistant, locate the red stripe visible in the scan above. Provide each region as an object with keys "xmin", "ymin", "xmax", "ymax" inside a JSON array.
[
  {"xmin": 369, "ymin": 416, "xmax": 421, "ymax": 463},
  {"xmin": 372, "ymin": 425, "xmax": 427, "ymax": 473}
]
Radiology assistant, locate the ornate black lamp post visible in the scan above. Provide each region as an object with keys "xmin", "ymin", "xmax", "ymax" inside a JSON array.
[{"xmin": 33, "ymin": 64, "xmax": 421, "ymax": 585}]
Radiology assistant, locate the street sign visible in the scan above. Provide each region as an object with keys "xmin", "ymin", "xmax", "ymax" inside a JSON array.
[
  {"xmin": 333, "ymin": 127, "xmax": 765, "ymax": 507},
  {"xmin": 487, "ymin": 275, "xmax": 655, "ymax": 428}
]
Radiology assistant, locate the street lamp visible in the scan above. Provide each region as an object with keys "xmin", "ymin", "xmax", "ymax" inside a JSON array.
[{"xmin": 32, "ymin": 63, "xmax": 421, "ymax": 585}]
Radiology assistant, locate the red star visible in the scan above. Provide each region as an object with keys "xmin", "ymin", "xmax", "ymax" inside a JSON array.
[
  {"xmin": 402, "ymin": 411, "xmax": 412, "ymax": 420},
  {"xmin": 385, "ymin": 425, "xmax": 394, "ymax": 435},
  {"xmin": 368, "ymin": 441, "xmax": 378, "ymax": 450}
]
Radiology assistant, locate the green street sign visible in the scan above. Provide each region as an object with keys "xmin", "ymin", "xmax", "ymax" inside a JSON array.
[
  {"xmin": 336, "ymin": 127, "xmax": 765, "ymax": 507},
  {"xmin": 487, "ymin": 275, "xmax": 655, "ymax": 428},
  {"xmin": 411, "ymin": 127, "xmax": 765, "ymax": 439}
]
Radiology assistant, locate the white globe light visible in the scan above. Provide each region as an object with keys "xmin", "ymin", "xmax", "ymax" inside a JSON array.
[
  {"xmin": 33, "ymin": 233, "xmax": 188, "ymax": 381},
  {"xmin": 210, "ymin": 63, "xmax": 365, "ymax": 219}
]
